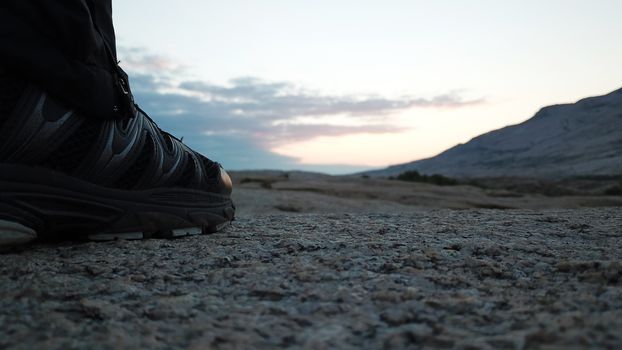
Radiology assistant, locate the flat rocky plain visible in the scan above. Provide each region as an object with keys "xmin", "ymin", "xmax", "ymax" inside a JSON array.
[
  {"xmin": 1, "ymin": 208, "xmax": 621, "ymax": 349},
  {"xmin": 231, "ymin": 171, "xmax": 622, "ymax": 215},
  {"xmin": 1, "ymin": 172, "xmax": 621, "ymax": 349}
]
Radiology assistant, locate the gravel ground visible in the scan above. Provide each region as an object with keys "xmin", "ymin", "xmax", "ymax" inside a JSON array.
[{"xmin": 1, "ymin": 208, "xmax": 621, "ymax": 349}]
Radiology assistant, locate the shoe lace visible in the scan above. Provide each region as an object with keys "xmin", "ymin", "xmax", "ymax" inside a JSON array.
[
  {"xmin": 133, "ymin": 103, "xmax": 218, "ymax": 173},
  {"xmin": 134, "ymin": 103, "xmax": 185, "ymax": 146}
]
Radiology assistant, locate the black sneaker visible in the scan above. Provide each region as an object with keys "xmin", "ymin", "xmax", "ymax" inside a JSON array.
[{"xmin": 0, "ymin": 75, "xmax": 235, "ymax": 246}]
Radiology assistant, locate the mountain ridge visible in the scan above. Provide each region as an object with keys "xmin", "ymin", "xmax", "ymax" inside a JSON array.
[{"xmin": 364, "ymin": 87, "xmax": 622, "ymax": 178}]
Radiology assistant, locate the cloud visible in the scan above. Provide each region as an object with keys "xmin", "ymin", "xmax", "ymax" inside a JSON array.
[
  {"xmin": 177, "ymin": 78, "xmax": 481, "ymax": 120},
  {"xmin": 118, "ymin": 47, "xmax": 187, "ymax": 75},
  {"xmin": 120, "ymin": 48, "xmax": 482, "ymax": 171}
]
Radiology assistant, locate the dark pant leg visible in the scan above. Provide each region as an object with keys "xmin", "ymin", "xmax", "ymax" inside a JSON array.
[{"xmin": 0, "ymin": 1, "xmax": 130, "ymax": 119}]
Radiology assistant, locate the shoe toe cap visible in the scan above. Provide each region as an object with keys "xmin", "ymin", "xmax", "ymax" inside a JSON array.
[{"xmin": 219, "ymin": 167, "xmax": 233, "ymax": 195}]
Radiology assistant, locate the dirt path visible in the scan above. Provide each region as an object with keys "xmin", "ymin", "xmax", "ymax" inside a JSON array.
[{"xmin": 1, "ymin": 208, "xmax": 621, "ymax": 349}]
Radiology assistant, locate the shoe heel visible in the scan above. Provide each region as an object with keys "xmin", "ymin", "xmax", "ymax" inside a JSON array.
[{"xmin": 0, "ymin": 219, "xmax": 37, "ymax": 247}]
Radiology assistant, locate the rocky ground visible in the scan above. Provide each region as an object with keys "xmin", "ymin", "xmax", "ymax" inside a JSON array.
[
  {"xmin": 1, "ymin": 208, "xmax": 621, "ymax": 349},
  {"xmin": 230, "ymin": 171, "xmax": 622, "ymax": 214}
]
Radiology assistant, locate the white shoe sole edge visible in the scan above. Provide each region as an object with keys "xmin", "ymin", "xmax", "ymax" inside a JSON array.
[
  {"xmin": 0, "ymin": 219, "xmax": 37, "ymax": 247},
  {"xmin": 1, "ymin": 221, "xmax": 215, "ymax": 245},
  {"xmin": 87, "ymin": 226, "xmax": 204, "ymax": 241},
  {"xmin": 87, "ymin": 231, "xmax": 145, "ymax": 241}
]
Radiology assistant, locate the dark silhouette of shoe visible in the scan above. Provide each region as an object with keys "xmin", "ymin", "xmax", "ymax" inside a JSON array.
[{"xmin": 0, "ymin": 74, "xmax": 235, "ymax": 246}]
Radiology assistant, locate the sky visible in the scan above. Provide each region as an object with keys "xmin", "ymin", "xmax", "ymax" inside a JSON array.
[{"xmin": 113, "ymin": 0, "xmax": 622, "ymax": 173}]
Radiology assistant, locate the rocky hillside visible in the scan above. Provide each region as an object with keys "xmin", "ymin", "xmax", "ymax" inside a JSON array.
[{"xmin": 366, "ymin": 88, "xmax": 622, "ymax": 178}]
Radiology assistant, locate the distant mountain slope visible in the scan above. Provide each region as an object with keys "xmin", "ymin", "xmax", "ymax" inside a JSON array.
[{"xmin": 366, "ymin": 87, "xmax": 622, "ymax": 178}]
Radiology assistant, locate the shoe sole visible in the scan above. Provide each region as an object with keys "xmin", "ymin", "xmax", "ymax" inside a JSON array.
[
  {"xmin": 0, "ymin": 219, "xmax": 37, "ymax": 246},
  {"xmin": 0, "ymin": 163, "xmax": 235, "ymax": 245}
]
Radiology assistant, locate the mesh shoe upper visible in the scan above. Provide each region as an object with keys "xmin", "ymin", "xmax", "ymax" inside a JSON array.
[{"xmin": 0, "ymin": 76, "xmax": 232, "ymax": 195}]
